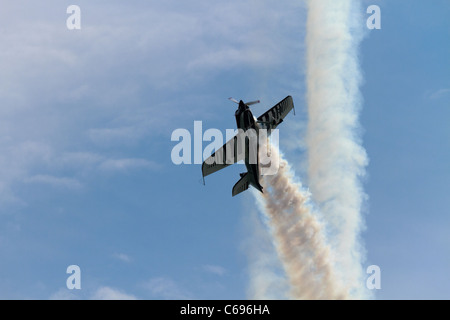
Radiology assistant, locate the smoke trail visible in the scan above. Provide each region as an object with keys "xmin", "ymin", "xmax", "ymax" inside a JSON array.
[
  {"xmin": 243, "ymin": 206, "xmax": 290, "ymax": 300},
  {"xmin": 256, "ymin": 147, "xmax": 348, "ymax": 299},
  {"xmin": 247, "ymin": 0, "xmax": 368, "ymax": 299},
  {"xmin": 305, "ymin": 0, "xmax": 368, "ymax": 297}
]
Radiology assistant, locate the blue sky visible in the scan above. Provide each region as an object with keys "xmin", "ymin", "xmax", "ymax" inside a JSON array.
[
  {"xmin": 360, "ymin": 0, "xmax": 450, "ymax": 299},
  {"xmin": 0, "ymin": 0, "xmax": 448, "ymax": 299}
]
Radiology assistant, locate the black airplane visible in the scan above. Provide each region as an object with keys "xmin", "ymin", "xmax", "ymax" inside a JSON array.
[{"xmin": 202, "ymin": 96, "xmax": 294, "ymax": 196}]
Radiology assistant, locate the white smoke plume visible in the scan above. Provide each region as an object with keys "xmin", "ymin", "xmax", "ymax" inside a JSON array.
[
  {"xmin": 258, "ymin": 148, "xmax": 349, "ymax": 299},
  {"xmin": 305, "ymin": 0, "xmax": 368, "ymax": 298},
  {"xmin": 243, "ymin": 205, "xmax": 290, "ymax": 300},
  {"xmin": 247, "ymin": 0, "xmax": 368, "ymax": 299}
]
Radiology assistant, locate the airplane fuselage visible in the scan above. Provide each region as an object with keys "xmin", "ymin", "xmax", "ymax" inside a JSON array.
[
  {"xmin": 201, "ymin": 95, "xmax": 294, "ymax": 197},
  {"xmin": 234, "ymin": 100, "xmax": 263, "ymax": 193},
  {"xmin": 235, "ymin": 100, "xmax": 258, "ymax": 131}
]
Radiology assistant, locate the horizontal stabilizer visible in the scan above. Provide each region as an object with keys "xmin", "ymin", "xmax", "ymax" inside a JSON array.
[{"xmin": 232, "ymin": 173, "xmax": 250, "ymax": 197}]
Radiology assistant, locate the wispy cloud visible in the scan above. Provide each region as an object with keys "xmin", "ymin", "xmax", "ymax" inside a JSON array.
[
  {"xmin": 91, "ymin": 286, "xmax": 137, "ymax": 300},
  {"xmin": 58, "ymin": 152, "xmax": 103, "ymax": 168},
  {"xmin": 112, "ymin": 253, "xmax": 132, "ymax": 263},
  {"xmin": 49, "ymin": 288, "xmax": 80, "ymax": 300},
  {"xmin": 99, "ymin": 158, "xmax": 159, "ymax": 172},
  {"xmin": 143, "ymin": 277, "xmax": 192, "ymax": 300},
  {"xmin": 0, "ymin": 141, "xmax": 54, "ymax": 207},
  {"xmin": 50, "ymin": 286, "xmax": 137, "ymax": 300},
  {"xmin": 24, "ymin": 174, "xmax": 82, "ymax": 190},
  {"xmin": 202, "ymin": 264, "xmax": 227, "ymax": 276},
  {"xmin": 88, "ymin": 127, "xmax": 145, "ymax": 147},
  {"xmin": 428, "ymin": 88, "xmax": 450, "ymax": 100}
]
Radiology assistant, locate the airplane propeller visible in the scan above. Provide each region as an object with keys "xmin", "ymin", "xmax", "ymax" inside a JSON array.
[{"xmin": 228, "ymin": 97, "xmax": 260, "ymax": 106}]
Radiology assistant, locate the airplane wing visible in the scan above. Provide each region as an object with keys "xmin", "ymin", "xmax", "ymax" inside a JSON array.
[
  {"xmin": 257, "ymin": 95, "xmax": 294, "ymax": 130},
  {"xmin": 202, "ymin": 130, "xmax": 247, "ymax": 178}
]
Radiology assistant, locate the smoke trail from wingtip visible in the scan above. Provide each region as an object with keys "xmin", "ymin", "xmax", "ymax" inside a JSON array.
[{"xmin": 305, "ymin": 0, "xmax": 368, "ymax": 298}]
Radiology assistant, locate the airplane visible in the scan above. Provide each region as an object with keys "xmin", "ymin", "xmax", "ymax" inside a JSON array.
[{"xmin": 201, "ymin": 95, "xmax": 295, "ymax": 196}]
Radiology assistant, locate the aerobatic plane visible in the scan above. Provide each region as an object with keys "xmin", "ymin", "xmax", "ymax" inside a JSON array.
[{"xmin": 201, "ymin": 96, "xmax": 295, "ymax": 196}]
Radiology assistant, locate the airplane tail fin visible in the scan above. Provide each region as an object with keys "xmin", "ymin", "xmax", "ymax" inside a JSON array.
[
  {"xmin": 254, "ymin": 182, "xmax": 264, "ymax": 194},
  {"xmin": 232, "ymin": 172, "xmax": 264, "ymax": 196},
  {"xmin": 232, "ymin": 173, "xmax": 250, "ymax": 197}
]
